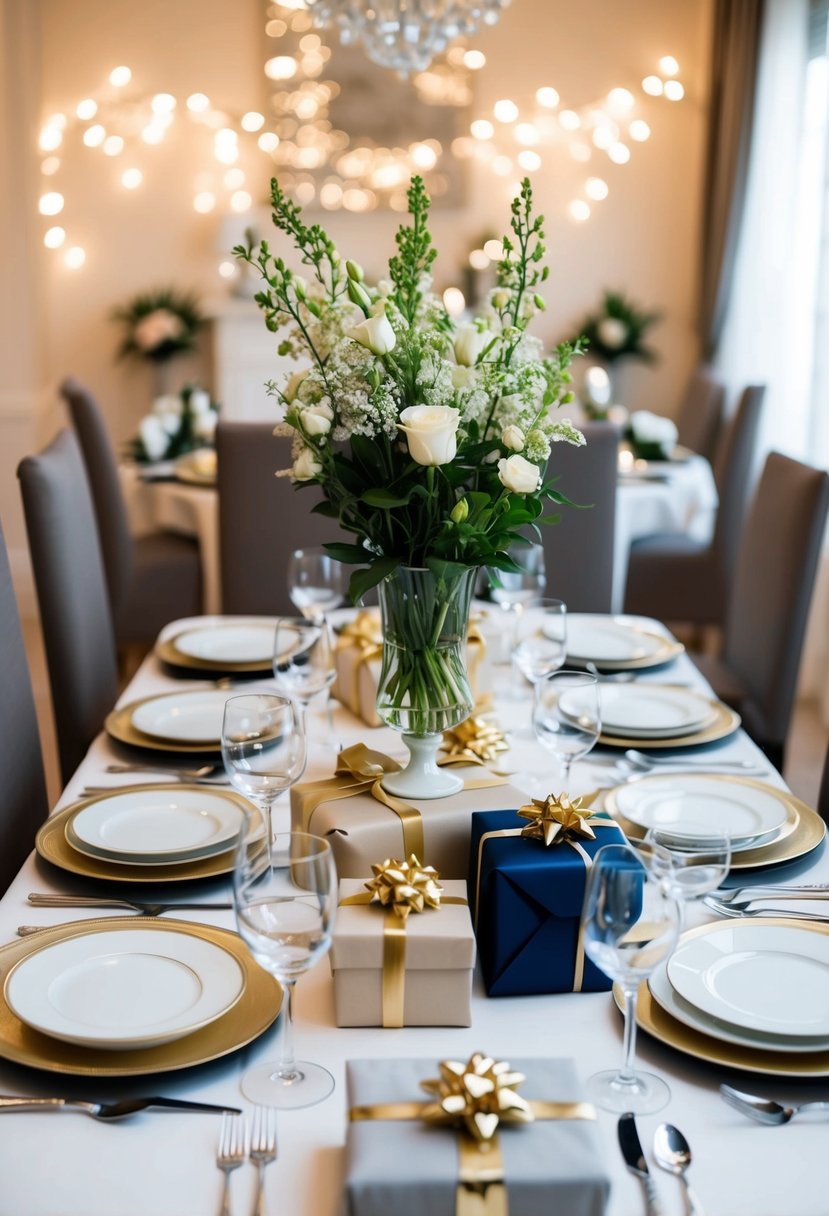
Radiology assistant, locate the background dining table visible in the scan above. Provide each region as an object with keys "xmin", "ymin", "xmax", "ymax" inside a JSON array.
[{"xmin": 0, "ymin": 612, "xmax": 820, "ymax": 1216}]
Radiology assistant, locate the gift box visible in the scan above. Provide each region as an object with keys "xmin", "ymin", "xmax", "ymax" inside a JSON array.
[
  {"xmin": 291, "ymin": 744, "xmax": 523, "ymax": 879},
  {"xmin": 332, "ymin": 875, "xmax": 475, "ymax": 1027},
  {"xmin": 333, "ymin": 611, "xmax": 383, "ymax": 728},
  {"xmin": 469, "ymin": 805, "xmax": 627, "ymax": 997},
  {"xmin": 345, "ymin": 1055, "xmax": 609, "ymax": 1216}
]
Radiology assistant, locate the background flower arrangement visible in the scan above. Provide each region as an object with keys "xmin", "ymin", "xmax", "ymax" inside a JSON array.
[
  {"xmin": 573, "ymin": 289, "xmax": 661, "ymax": 366},
  {"xmin": 235, "ymin": 175, "xmax": 586, "ymax": 605},
  {"xmin": 113, "ymin": 287, "xmax": 204, "ymax": 364},
  {"xmin": 128, "ymin": 384, "xmax": 220, "ymax": 464}
]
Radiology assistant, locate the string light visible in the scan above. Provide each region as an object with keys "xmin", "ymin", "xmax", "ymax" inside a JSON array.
[
  {"xmin": 659, "ymin": 56, "xmax": 679, "ymax": 76},
  {"xmin": 39, "ymin": 191, "xmax": 64, "ymax": 215},
  {"xmin": 109, "ymin": 65, "xmax": 132, "ymax": 87},
  {"xmin": 64, "ymin": 246, "xmax": 86, "ymax": 268},
  {"xmin": 664, "ymin": 80, "xmax": 685, "ymax": 101},
  {"xmin": 43, "ymin": 226, "xmax": 65, "ymax": 248},
  {"xmin": 569, "ymin": 200, "xmax": 591, "ymax": 222},
  {"xmin": 186, "ymin": 93, "xmax": 210, "ymax": 112},
  {"xmin": 443, "ymin": 286, "xmax": 466, "ymax": 316},
  {"xmin": 121, "ymin": 167, "xmax": 143, "ymax": 189}
]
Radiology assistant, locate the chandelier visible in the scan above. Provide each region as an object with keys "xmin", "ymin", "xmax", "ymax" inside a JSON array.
[{"xmin": 303, "ymin": 0, "xmax": 511, "ymax": 75}]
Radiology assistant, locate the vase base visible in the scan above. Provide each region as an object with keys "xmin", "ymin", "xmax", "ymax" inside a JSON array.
[{"xmin": 380, "ymin": 732, "xmax": 464, "ymax": 801}]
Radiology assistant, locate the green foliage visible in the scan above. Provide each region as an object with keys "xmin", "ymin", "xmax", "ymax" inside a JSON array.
[{"xmin": 573, "ymin": 289, "xmax": 661, "ymax": 365}]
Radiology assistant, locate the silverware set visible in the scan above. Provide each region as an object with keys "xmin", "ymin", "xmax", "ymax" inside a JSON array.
[
  {"xmin": 0, "ymin": 1095, "xmax": 241, "ymax": 1119},
  {"xmin": 619, "ymin": 1112, "xmax": 703, "ymax": 1215},
  {"xmin": 705, "ymin": 884, "xmax": 829, "ymax": 921},
  {"xmin": 217, "ymin": 1110, "xmax": 277, "ymax": 1216},
  {"xmin": 721, "ymin": 1083, "xmax": 829, "ymax": 1125}
]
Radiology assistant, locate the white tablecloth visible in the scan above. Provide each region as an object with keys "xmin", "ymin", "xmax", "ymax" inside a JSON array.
[{"xmin": 0, "ymin": 617, "xmax": 824, "ymax": 1216}]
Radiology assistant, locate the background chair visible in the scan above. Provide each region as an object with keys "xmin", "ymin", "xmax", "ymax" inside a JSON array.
[
  {"xmin": 692, "ymin": 451, "xmax": 829, "ymax": 770},
  {"xmin": 623, "ymin": 384, "xmax": 765, "ymax": 626},
  {"xmin": 676, "ymin": 365, "xmax": 725, "ymax": 461},
  {"xmin": 18, "ymin": 430, "xmax": 119, "ymax": 785},
  {"xmin": 0, "ymin": 519, "xmax": 49, "ymax": 892},
  {"xmin": 819, "ymin": 744, "xmax": 829, "ymax": 826},
  {"xmin": 537, "ymin": 420, "xmax": 620, "ymax": 612},
  {"xmin": 61, "ymin": 378, "xmax": 201, "ymax": 645},
  {"xmin": 217, "ymin": 421, "xmax": 348, "ymax": 615}
]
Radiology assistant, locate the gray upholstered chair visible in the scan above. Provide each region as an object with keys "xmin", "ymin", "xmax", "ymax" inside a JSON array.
[
  {"xmin": 60, "ymin": 378, "xmax": 201, "ymax": 645},
  {"xmin": 0, "ymin": 518, "xmax": 49, "ymax": 892},
  {"xmin": 676, "ymin": 365, "xmax": 725, "ymax": 461},
  {"xmin": 537, "ymin": 420, "xmax": 620, "ymax": 612},
  {"xmin": 18, "ymin": 430, "xmax": 119, "ymax": 785},
  {"xmin": 217, "ymin": 421, "xmax": 348, "ymax": 615},
  {"xmin": 819, "ymin": 744, "xmax": 829, "ymax": 826},
  {"xmin": 623, "ymin": 384, "xmax": 765, "ymax": 626},
  {"xmin": 692, "ymin": 452, "xmax": 829, "ymax": 771}
]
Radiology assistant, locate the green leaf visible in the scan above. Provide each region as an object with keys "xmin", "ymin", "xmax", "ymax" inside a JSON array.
[
  {"xmin": 361, "ymin": 488, "xmax": 413, "ymax": 508},
  {"xmin": 324, "ymin": 542, "xmax": 370, "ymax": 563},
  {"xmin": 348, "ymin": 557, "xmax": 401, "ymax": 605}
]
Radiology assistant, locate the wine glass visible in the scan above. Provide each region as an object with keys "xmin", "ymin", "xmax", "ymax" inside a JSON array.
[
  {"xmin": 288, "ymin": 547, "xmax": 347, "ymax": 624},
  {"xmin": 273, "ymin": 617, "xmax": 337, "ymax": 743},
  {"xmin": 488, "ymin": 546, "xmax": 546, "ymax": 662},
  {"xmin": 233, "ymin": 823, "xmax": 338, "ymax": 1108},
  {"xmin": 581, "ymin": 843, "xmax": 681, "ymax": 1114},
  {"xmin": 513, "ymin": 599, "xmax": 567, "ymax": 726},
  {"xmin": 221, "ymin": 694, "xmax": 306, "ymax": 847},
  {"xmin": 644, "ymin": 826, "xmax": 731, "ymax": 924},
  {"xmin": 532, "ymin": 670, "xmax": 600, "ymax": 790}
]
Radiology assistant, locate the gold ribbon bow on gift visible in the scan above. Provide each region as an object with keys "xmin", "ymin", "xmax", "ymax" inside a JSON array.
[
  {"xmin": 442, "ymin": 714, "xmax": 510, "ymax": 767},
  {"xmin": 335, "ymin": 612, "xmax": 384, "ymax": 718},
  {"xmin": 350, "ymin": 1052, "xmax": 596, "ymax": 1216},
  {"xmin": 466, "ymin": 618, "xmax": 486, "ymax": 699},
  {"xmin": 340, "ymin": 855, "xmax": 467, "ymax": 1027}
]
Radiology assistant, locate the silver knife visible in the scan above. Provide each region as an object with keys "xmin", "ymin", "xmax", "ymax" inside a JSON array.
[{"xmin": 619, "ymin": 1112, "xmax": 664, "ymax": 1216}]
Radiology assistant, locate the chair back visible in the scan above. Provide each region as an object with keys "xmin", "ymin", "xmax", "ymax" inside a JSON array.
[
  {"xmin": 676, "ymin": 365, "xmax": 725, "ymax": 461},
  {"xmin": 724, "ymin": 451, "xmax": 829, "ymax": 752},
  {"xmin": 818, "ymin": 744, "xmax": 829, "ymax": 827},
  {"xmin": 60, "ymin": 378, "xmax": 134, "ymax": 614},
  {"xmin": 710, "ymin": 384, "xmax": 765, "ymax": 572},
  {"xmin": 0, "ymin": 519, "xmax": 49, "ymax": 891},
  {"xmin": 18, "ymin": 430, "xmax": 118, "ymax": 784},
  {"xmin": 537, "ymin": 421, "xmax": 619, "ymax": 612},
  {"xmin": 217, "ymin": 421, "xmax": 348, "ymax": 615}
]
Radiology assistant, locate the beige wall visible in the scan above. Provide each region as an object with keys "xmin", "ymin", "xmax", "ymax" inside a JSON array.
[{"xmin": 2, "ymin": 0, "xmax": 712, "ymax": 574}]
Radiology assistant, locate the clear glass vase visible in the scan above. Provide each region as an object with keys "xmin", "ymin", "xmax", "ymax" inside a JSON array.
[{"xmin": 376, "ymin": 564, "xmax": 476, "ymax": 799}]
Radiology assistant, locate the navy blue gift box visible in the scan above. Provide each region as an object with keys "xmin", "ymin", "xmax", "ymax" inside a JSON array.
[{"xmin": 468, "ymin": 808, "xmax": 627, "ymax": 997}]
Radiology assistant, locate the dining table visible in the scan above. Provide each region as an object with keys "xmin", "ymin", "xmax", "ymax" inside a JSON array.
[{"xmin": 0, "ymin": 611, "xmax": 824, "ymax": 1216}]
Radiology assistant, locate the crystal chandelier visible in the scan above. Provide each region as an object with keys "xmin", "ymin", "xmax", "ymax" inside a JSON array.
[{"xmin": 303, "ymin": 0, "xmax": 511, "ymax": 76}]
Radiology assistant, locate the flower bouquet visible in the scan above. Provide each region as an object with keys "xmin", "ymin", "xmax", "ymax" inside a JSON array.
[
  {"xmin": 574, "ymin": 289, "xmax": 661, "ymax": 366},
  {"xmin": 129, "ymin": 385, "xmax": 220, "ymax": 464},
  {"xmin": 236, "ymin": 176, "xmax": 585, "ymax": 795},
  {"xmin": 114, "ymin": 287, "xmax": 204, "ymax": 364}
]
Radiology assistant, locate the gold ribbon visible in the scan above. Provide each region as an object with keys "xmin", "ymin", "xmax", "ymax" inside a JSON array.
[
  {"xmin": 349, "ymin": 1053, "xmax": 596, "ymax": 1216},
  {"xmin": 294, "ymin": 743, "xmax": 506, "ymax": 865},
  {"xmin": 335, "ymin": 611, "xmax": 383, "ymax": 713},
  {"xmin": 442, "ymin": 714, "xmax": 509, "ymax": 766},
  {"xmin": 472, "ymin": 793, "xmax": 615, "ymax": 993},
  {"xmin": 466, "ymin": 618, "xmax": 486, "ymax": 699},
  {"xmin": 339, "ymin": 855, "xmax": 468, "ymax": 1027}
]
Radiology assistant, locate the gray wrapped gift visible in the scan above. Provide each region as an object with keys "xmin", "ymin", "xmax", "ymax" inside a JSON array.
[
  {"xmin": 333, "ymin": 878, "xmax": 475, "ymax": 1027},
  {"xmin": 345, "ymin": 1056, "xmax": 609, "ymax": 1216}
]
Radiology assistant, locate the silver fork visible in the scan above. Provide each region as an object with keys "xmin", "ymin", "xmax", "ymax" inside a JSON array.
[
  {"xmin": 217, "ymin": 1112, "xmax": 246, "ymax": 1216},
  {"xmin": 105, "ymin": 762, "xmax": 224, "ymax": 780},
  {"xmin": 249, "ymin": 1106, "xmax": 277, "ymax": 1216},
  {"xmin": 704, "ymin": 896, "xmax": 829, "ymax": 922}
]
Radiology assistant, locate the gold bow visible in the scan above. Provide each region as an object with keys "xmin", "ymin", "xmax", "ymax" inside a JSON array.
[
  {"xmin": 517, "ymin": 793, "xmax": 597, "ymax": 847},
  {"xmin": 337, "ymin": 610, "xmax": 383, "ymax": 652},
  {"xmin": 365, "ymin": 854, "xmax": 444, "ymax": 920},
  {"xmin": 466, "ymin": 618, "xmax": 486, "ymax": 699},
  {"xmin": 421, "ymin": 1054, "xmax": 534, "ymax": 1144},
  {"xmin": 442, "ymin": 714, "xmax": 509, "ymax": 766}
]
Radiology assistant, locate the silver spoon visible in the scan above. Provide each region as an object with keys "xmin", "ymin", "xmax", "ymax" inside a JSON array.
[
  {"xmin": 721, "ymin": 1084, "xmax": 829, "ymax": 1125},
  {"xmin": 653, "ymin": 1123, "xmax": 704, "ymax": 1215}
]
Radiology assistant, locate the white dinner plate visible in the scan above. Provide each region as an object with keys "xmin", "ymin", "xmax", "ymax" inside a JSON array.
[
  {"xmin": 564, "ymin": 615, "xmax": 665, "ymax": 663},
  {"xmin": 648, "ymin": 963, "xmax": 829, "ymax": 1053},
  {"xmin": 611, "ymin": 775, "xmax": 791, "ymax": 846},
  {"xmin": 67, "ymin": 789, "xmax": 243, "ymax": 863},
  {"xmin": 561, "ymin": 683, "xmax": 715, "ymax": 738},
  {"xmin": 4, "ymin": 928, "xmax": 245, "ymax": 1049},
  {"xmin": 667, "ymin": 922, "xmax": 829, "ymax": 1038},
  {"xmin": 174, "ymin": 624, "xmax": 275, "ymax": 665},
  {"xmin": 130, "ymin": 691, "xmax": 230, "ymax": 744}
]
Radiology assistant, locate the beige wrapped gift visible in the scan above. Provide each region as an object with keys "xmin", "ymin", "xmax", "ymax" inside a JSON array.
[
  {"xmin": 290, "ymin": 744, "xmax": 523, "ymax": 879},
  {"xmin": 333, "ymin": 611, "xmax": 383, "ymax": 728},
  {"xmin": 333, "ymin": 870, "xmax": 475, "ymax": 1027}
]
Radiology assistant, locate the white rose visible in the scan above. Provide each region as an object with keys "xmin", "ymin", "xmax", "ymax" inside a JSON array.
[
  {"xmin": 398, "ymin": 405, "xmax": 460, "ymax": 466},
  {"xmin": 158, "ymin": 410, "xmax": 181, "ymax": 436},
  {"xmin": 292, "ymin": 447, "xmax": 323, "ymax": 481},
  {"xmin": 153, "ymin": 393, "xmax": 181, "ymax": 416},
  {"xmin": 347, "ymin": 313, "xmax": 396, "ymax": 356},
  {"xmin": 501, "ymin": 425, "xmax": 525, "ymax": 451},
  {"xmin": 451, "ymin": 365, "xmax": 476, "ymax": 390},
  {"xmin": 138, "ymin": 414, "xmax": 169, "ymax": 462},
  {"xmin": 284, "ymin": 369, "xmax": 310, "ymax": 404},
  {"xmin": 194, "ymin": 408, "xmax": 218, "ymax": 441},
  {"xmin": 454, "ymin": 324, "xmax": 488, "ymax": 367},
  {"xmin": 630, "ymin": 410, "xmax": 678, "ymax": 447},
  {"xmin": 133, "ymin": 308, "xmax": 185, "ymax": 352},
  {"xmin": 597, "ymin": 317, "xmax": 628, "ymax": 350},
  {"xmin": 188, "ymin": 388, "xmax": 211, "ymax": 415},
  {"xmin": 301, "ymin": 401, "xmax": 333, "ymax": 437},
  {"xmin": 498, "ymin": 454, "xmax": 541, "ymax": 494}
]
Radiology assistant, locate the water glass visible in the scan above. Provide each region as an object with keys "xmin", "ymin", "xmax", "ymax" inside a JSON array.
[
  {"xmin": 645, "ymin": 826, "xmax": 732, "ymax": 913},
  {"xmin": 221, "ymin": 694, "xmax": 306, "ymax": 846},
  {"xmin": 532, "ymin": 669, "xmax": 600, "ymax": 789},
  {"xmin": 581, "ymin": 843, "xmax": 681, "ymax": 1114},
  {"xmin": 233, "ymin": 825, "xmax": 337, "ymax": 1107},
  {"xmin": 288, "ymin": 546, "xmax": 347, "ymax": 623},
  {"xmin": 488, "ymin": 547, "xmax": 546, "ymax": 661},
  {"xmin": 273, "ymin": 617, "xmax": 337, "ymax": 737},
  {"xmin": 513, "ymin": 599, "xmax": 567, "ymax": 715}
]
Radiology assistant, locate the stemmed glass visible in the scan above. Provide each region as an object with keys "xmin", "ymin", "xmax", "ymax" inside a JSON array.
[
  {"xmin": 273, "ymin": 617, "xmax": 337, "ymax": 745},
  {"xmin": 532, "ymin": 670, "xmax": 600, "ymax": 790},
  {"xmin": 233, "ymin": 824, "xmax": 338, "ymax": 1108},
  {"xmin": 644, "ymin": 827, "xmax": 732, "ymax": 925},
  {"xmin": 581, "ymin": 843, "xmax": 681, "ymax": 1114},
  {"xmin": 288, "ymin": 547, "xmax": 347, "ymax": 624},
  {"xmin": 513, "ymin": 599, "xmax": 567, "ymax": 727},
  {"xmin": 488, "ymin": 546, "xmax": 547, "ymax": 662},
  {"xmin": 221, "ymin": 694, "xmax": 306, "ymax": 848}
]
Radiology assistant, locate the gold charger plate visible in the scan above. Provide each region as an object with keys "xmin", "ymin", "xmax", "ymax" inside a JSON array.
[
  {"xmin": 605, "ymin": 774, "xmax": 808, "ymax": 867},
  {"xmin": 35, "ymin": 785, "xmax": 254, "ymax": 883},
  {"xmin": 596, "ymin": 695, "xmax": 740, "ymax": 749},
  {"xmin": 156, "ymin": 631, "xmax": 273, "ymax": 675},
  {"xmin": 106, "ymin": 693, "xmax": 223, "ymax": 754},
  {"xmin": 568, "ymin": 629, "xmax": 685, "ymax": 673},
  {"xmin": 0, "ymin": 917, "xmax": 280, "ymax": 1077},
  {"xmin": 612, "ymin": 918, "xmax": 829, "ymax": 1078},
  {"xmin": 174, "ymin": 450, "xmax": 217, "ymax": 486}
]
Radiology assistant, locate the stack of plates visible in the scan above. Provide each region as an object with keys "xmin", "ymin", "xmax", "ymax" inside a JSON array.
[
  {"xmin": 606, "ymin": 774, "xmax": 824, "ymax": 870},
  {"xmin": 563, "ymin": 614, "xmax": 684, "ymax": 672},
  {"xmin": 625, "ymin": 918, "xmax": 829, "ymax": 1077},
  {"xmin": 561, "ymin": 682, "xmax": 740, "ymax": 748},
  {"xmin": 156, "ymin": 618, "xmax": 277, "ymax": 675},
  {"xmin": 106, "ymin": 690, "xmax": 231, "ymax": 753},
  {"xmin": 36, "ymin": 785, "xmax": 251, "ymax": 883},
  {"xmin": 0, "ymin": 918, "xmax": 281, "ymax": 1076}
]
